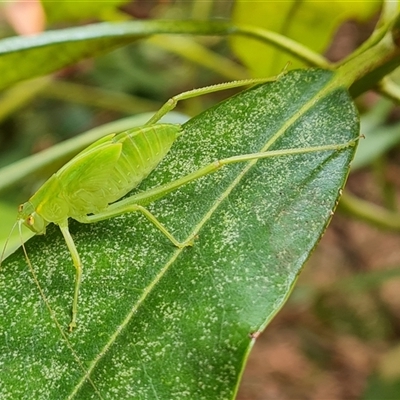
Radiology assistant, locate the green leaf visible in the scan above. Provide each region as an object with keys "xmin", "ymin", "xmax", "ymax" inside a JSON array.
[
  {"xmin": 231, "ymin": 0, "xmax": 380, "ymax": 76},
  {"xmin": 42, "ymin": 0, "xmax": 130, "ymax": 24},
  {"xmin": 0, "ymin": 20, "xmax": 232, "ymax": 91},
  {"xmin": 363, "ymin": 374, "xmax": 400, "ymax": 400},
  {"xmin": 0, "ymin": 69, "xmax": 358, "ymax": 398}
]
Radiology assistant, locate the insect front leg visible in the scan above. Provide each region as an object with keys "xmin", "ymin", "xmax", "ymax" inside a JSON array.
[{"xmin": 59, "ymin": 222, "xmax": 82, "ymax": 332}]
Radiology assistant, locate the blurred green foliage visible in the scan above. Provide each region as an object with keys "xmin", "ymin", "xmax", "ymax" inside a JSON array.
[{"xmin": 231, "ymin": 0, "xmax": 380, "ymax": 76}]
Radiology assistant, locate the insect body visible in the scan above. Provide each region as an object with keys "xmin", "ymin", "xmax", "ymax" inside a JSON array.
[
  {"xmin": 18, "ymin": 124, "xmax": 184, "ymax": 331},
  {"xmin": 20, "ymin": 124, "xmax": 181, "ymax": 228},
  {"xmin": 7, "ymin": 77, "xmax": 358, "ymax": 331}
]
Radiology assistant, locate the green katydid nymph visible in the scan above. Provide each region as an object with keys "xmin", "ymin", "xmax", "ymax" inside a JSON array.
[{"xmin": 2, "ymin": 76, "xmax": 358, "ymax": 331}]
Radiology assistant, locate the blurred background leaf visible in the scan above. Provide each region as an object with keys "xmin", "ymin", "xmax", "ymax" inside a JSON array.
[
  {"xmin": 231, "ymin": 0, "xmax": 380, "ymax": 76},
  {"xmin": 42, "ymin": 0, "xmax": 130, "ymax": 24}
]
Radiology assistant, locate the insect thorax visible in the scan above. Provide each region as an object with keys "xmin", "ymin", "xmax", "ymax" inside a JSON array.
[{"xmin": 27, "ymin": 174, "xmax": 70, "ymax": 225}]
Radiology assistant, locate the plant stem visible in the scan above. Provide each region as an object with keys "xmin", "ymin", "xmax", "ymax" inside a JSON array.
[
  {"xmin": 339, "ymin": 192, "xmax": 400, "ymax": 231},
  {"xmin": 233, "ymin": 24, "xmax": 331, "ymax": 69},
  {"xmin": 338, "ymin": 33, "xmax": 400, "ymax": 91},
  {"xmin": 333, "ymin": 12, "xmax": 400, "ymax": 95},
  {"xmin": 377, "ymin": 77, "xmax": 400, "ymax": 104}
]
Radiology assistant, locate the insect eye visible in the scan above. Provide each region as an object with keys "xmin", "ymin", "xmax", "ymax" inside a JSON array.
[
  {"xmin": 18, "ymin": 204, "xmax": 24, "ymax": 212},
  {"xmin": 27, "ymin": 216, "xmax": 34, "ymax": 226}
]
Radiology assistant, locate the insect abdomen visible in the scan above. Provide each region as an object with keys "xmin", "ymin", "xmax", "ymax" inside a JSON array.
[{"xmin": 106, "ymin": 123, "xmax": 181, "ymax": 203}]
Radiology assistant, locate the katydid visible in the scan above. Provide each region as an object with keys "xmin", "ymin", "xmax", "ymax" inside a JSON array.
[{"xmin": 2, "ymin": 77, "xmax": 358, "ymax": 331}]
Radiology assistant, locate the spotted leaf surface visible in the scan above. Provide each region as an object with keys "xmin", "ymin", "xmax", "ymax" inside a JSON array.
[{"xmin": 0, "ymin": 69, "xmax": 359, "ymax": 399}]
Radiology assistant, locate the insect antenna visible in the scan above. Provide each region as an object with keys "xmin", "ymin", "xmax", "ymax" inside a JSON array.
[
  {"xmin": 0, "ymin": 220, "xmax": 18, "ymax": 271},
  {"xmin": 17, "ymin": 220, "xmax": 104, "ymax": 399}
]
